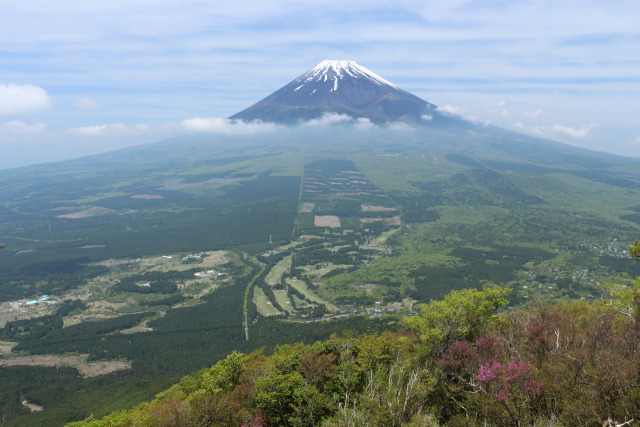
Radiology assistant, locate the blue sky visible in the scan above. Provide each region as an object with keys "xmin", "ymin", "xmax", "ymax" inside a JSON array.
[{"xmin": 1, "ymin": 0, "xmax": 639, "ymax": 169}]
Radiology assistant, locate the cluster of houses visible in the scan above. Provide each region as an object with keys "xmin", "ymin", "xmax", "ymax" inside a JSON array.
[
  {"xmin": 194, "ymin": 270, "xmax": 225, "ymax": 278},
  {"xmin": 2, "ymin": 295, "xmax": 57, "ymax": 314},
  {"xmin": 161, "ymin": 251, "xmax": 211, "ymax": 261},
  {"xmin": 261, "ymin": 249, "xmax": 283, "ymax": 257}
]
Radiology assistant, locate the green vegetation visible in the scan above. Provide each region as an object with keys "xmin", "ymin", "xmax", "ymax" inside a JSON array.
[
  {"xmin": 1, "ymin": 134, "xmax": 640, "ymax": 425},
  {"xmin": 69, "ymin": 283, "xmax": 640, "ymax": 426},
  {"xmin": 253, "ymin": 286, "xmax": 281, "ymax": 316},
  {"xmin": 265, "ymin": 255, "xmax": 292, "ymax": 285}
]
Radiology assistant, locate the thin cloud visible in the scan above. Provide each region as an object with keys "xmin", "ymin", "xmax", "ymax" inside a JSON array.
[
  {"xmin": 524, "ymin": 108, "xmax": 544, "ymax": 118},
  {"xmin": 71, "ymin": 125, "xmax": 108, "ymax": 136},
  {"xmin": 70, "ymin": 123, "xmax": 152, "ymax": 136},
  {"xmin": 487, "ymin": 100, "xmax": 507, "ymax": 107},
  {"xmin": 385, "ymin": 121, "xmax": 414, "ymax": 131},
  {"xmin": 354, "ymin": 117, "xmax": 375, "ymax": 130},
  {"xmin": 0, "ymin": 84, "xmax": 52, "ymax": 115},
  {"xmin": 513, "ymin": 122, "xmax": 597, "ymax": 139},
  {"xmin": 302, "ymin": 113, "xmax": 354, "ymax": 127},
  {"xmin": 302, "ymin": 114, "xmax": 381, "ymax": 131},
  {"xmin": 436, "ymin": 104, "xmax": 487, "ymax": 125},
  {"xmin": 75, "ymin": 97, "xmax": 99, "ymax": 110},
  {"xmin": 513, "ymin": 122, "xmax": 547, "ymax": 138},
  {"xmin": 1, "ymin": 121, "xmax": 46, "ymax": 134},
  {"xmin": 181, "ymin": 117, "xmax": 280, "ymax": 134},
  {"xmin": 436, "ymin": 104, "xmax": 465, "ymax": 116},
  {"xmin": 551, "ymin": 124, "xmax": 596, "ymax": 138}
]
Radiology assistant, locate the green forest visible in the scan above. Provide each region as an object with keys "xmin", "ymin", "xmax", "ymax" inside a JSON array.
[{"xmin": 68, "ymin": 244, "xmax": 640, "ymax": 426}]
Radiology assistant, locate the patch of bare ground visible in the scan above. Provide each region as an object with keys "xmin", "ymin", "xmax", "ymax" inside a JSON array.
[
  {"xmin": 22, "ymin": 400, "xmax": 44, "ymax": 412},
  {"xmin": 361, "ymin": 204, "xmax": 398, "ymax": 212},
  {"xmin": 360, "ymin": 216, "xmax": 401, "ymax": 226},
  {"xmin": 1, "ymin": 354, "xmax": 131, "ymax": 378},
  {"xmin": 299, "ymin": 202, "xmax": 315, "ymax": 213},
  {"xmin": 203, "ymin": 250, "xmax": 227, "ymax": 264},
  {"xmin": 56, "ymin": 206, "xmax": 118, "ymax": 219},
  {"xmin": 0, "ymin": 340, "xmax": 17, "ymax": 354},
  {"xmin": 87, "ymin": 258, "xmax": 139, "ymax": 267},
  {"xmin": 161, "ymin": 177, "xmax": 241, "ymax": 191},
  {"xmin": 315, "ymin": 215, "xmax": 341, "ymax": 228},
  {"xmin": 119, "ymin": 318, "xmax": 154, "ymax": 334}
]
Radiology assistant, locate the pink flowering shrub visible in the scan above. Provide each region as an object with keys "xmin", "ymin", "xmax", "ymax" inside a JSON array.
[
  {"xmin": 437, "ymin": 340, "xmax": 475, "ymax": 371},
  {"xmin": 437, "ymin": 335, "xmax": 505, "ymax": 375},
  {"xmin": 436, "ymin": 335, "xmax": 545, "ymax": 423},
  {"xmin": 476, "ymin": 360, "xmax": 543, "ymax": 402}
]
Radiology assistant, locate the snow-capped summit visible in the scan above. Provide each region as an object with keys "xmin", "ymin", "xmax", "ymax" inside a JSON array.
[
  {"xmin": 229, "ymin": 60, "xmax": 437, "ymax": 124},
  {"xmin": 304, "ymin": 60, "xmax": 399, "ymax": 90}
]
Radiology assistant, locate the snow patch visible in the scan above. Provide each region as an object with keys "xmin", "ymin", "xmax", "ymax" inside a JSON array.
[{"xmin": 306, "ymin": 60, "xmax": 400, "ymax": 89}]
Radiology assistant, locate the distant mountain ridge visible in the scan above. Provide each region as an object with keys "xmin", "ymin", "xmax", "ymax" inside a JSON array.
[{"xmin": 229, "ymin": 60, "xmax": 438, "ymax": 124}]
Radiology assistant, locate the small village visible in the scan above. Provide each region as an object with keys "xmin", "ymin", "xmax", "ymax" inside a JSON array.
[{"xmin": 0, "ymin": 295, "xmax": 58, "ymax": 315}]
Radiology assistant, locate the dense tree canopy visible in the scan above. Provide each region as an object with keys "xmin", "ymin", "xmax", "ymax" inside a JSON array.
[{"xmin": 631, "ymin": 239, "xmax": 640, "ymax": 260}]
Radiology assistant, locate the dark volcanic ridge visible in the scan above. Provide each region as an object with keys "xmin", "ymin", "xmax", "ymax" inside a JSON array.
[{"xmin": 230, "ymin": 60, "xmax": 447, "ymax": 125}]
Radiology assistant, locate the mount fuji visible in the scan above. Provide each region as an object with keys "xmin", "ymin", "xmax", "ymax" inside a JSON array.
[
  {"xmin": 228, "ymin": 60, "xmax": 627, "ymax": 165},
  {"xmin": 230, "ymin": 60, "xmax": 442, "ymax": 124}
]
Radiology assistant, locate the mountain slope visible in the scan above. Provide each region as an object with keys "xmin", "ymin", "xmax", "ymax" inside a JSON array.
[{"xmin": 229, "ymin": 60, "xmax": 437, "ymax": 124}]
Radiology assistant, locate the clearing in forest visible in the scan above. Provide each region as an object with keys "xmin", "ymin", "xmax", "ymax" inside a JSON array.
[
  {"xmin": 361, "ymin": 205, "xmax": 398, "ymax": 212},
  {"xmin": 55, "ymin": 206, "xmax": 119, "ymax": 219},
  {"xmin": 0, "ymin": 340, "xmax": 17, "ymax": 354},
  {"xmin": 299, "ymin": 263, "xmax": 351, "ymax": 277},
  {"xmin": 315, "ymin": 215, "xmax": 341, "ymax": 228},
  {"xmin": 265, "ymin": 255, "xmax": 292, "ymax": 285},
  {"xmin": 0, "ymin": 354, "xmax": 131, "ymax": 378},
  {"xmin": 360, "ymin": 216, "xmax": 401, "ymax": 226},
  {"xmin": 286, "ymin": 278, "xmax": 339, "ymax": 312},
  {"xmin": 299, "ymin": 202, "xmax": 315, "ymax": 213},
  {"xmin": 253, "ymin": 287, "xmax": 281, "ymax": 316}
]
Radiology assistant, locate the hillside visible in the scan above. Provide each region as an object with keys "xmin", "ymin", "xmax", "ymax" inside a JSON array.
[{"xmin": 68, "ymin": 274, "xmax": 640, "ymax": 426}]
